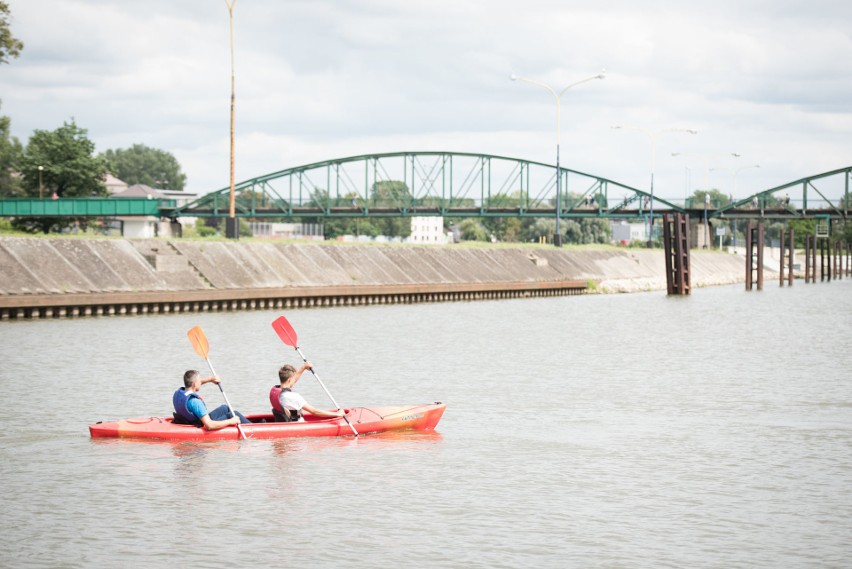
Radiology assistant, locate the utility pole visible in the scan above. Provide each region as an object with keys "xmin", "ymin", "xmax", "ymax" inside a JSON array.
[{"xmin": 225, "ymin": 0, "xmax": 238, "ymax": 239}]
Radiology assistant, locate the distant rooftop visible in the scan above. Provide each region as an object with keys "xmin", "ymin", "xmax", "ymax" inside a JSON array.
[{"xmin": 113, "ymin": 184, "xmax": 161, "ymax": 199}]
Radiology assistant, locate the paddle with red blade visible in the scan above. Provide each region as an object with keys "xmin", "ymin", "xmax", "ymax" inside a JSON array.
[
  {"xmin": 271, "ymin": 316, "xmax": 358, "ymax": 437},
  {"xmin": 187, "ymin": 325, "xmax": 247, "ymax": 440}
]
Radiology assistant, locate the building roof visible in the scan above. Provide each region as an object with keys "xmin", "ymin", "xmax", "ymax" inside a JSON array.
[
  {"xmin": 104, "ymin": 173, "xmax": 129, "ymax": 194},
  {"xmin": 112, "ymin": 184, "xmax": 162, "ymax": 199}
]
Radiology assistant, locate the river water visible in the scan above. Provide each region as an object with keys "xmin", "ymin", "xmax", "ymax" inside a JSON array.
[{"xmin": 1, "ymin": 279, "xmax": 851, "ymax": 568}]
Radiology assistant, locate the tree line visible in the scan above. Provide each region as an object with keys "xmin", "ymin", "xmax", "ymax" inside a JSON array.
[{"xmin": 1, "ymin": 4, "xmax": 189, "ymax": 232}]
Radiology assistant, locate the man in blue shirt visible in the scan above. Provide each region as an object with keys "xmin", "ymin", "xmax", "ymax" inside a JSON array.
[{"xmin": 173, "ymin": 369, "xmax": 250, "ymax": 430}]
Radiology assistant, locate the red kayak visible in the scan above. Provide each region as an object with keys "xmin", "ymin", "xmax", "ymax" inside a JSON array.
[{"xmin": 89, "ymin": 402, "xmax": 446, "ymax": 441}]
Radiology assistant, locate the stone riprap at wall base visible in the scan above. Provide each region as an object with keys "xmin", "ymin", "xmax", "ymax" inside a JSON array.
[{"xmin": 0, "ymin": 237, "xmax": 750, "ymax": 318}]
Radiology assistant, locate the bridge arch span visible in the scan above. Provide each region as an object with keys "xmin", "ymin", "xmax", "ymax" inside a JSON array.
[{"xmin": 170, "ymin": 151, "xmax": 672, "ymax": 220}]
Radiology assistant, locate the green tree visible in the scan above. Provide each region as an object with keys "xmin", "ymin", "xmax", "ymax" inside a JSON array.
[
  {"xmin": 562, "ymin": 220, "xmax": 583, "ymax": 243},
  {"xmin": 557, "ymin": 218, "xmax": 611, "ymax": 244},
  {"xmin": 0, "ymin": 108, "xmax": 22, "ymax": 196},
  {"xmin": 520, "ymin": 218, "xmax": 556, "ymax": 243},
  {"xmin": 579, "ymin": 218, "xmax": 612, "ymax": 244},
  {"xmin": 764, "ymin": 221, "xmax": 785, "ymax": 244},
  {"xmin": 689, "ymin": 189, "xmax": 732, "ymax": 209},
  {"xmin": 19, "ymin": 121, "xmax": 108, "ymax": 198},
  {"xmin": 371, "ymin": 180, "xmax": 410, "ymax": 209},
  {"xmin": 194, "ymin": 218, "xmax": 217, "ymax": 237},
  {"xmin": 787, "ymin": 219, "xmax": 816, "ymax": 248},
  {"xmin": 0, "ymin": 2, "xmax": 23, "ymax": 195},
  {"xmin": 458, "ymin": 218, "xmax": 489, "ymax": 241},
  {"xmin": 369, "ymin": 180, "xmax": 412, "ymax": 238},
  {"xmin": 100, "ymin": 143, "xmax": 187, "ymax": 190},
  {"xmin": 839, "ymin": 221, "xmax": 852, "ymax": 244},
  {"xmin": 482, "ymin": 216, "xmax": 522, "ymax": 242},
  {"xmin": 14, "ymin": 120, "xmax": 108, "ymax": 233},
  {"xmin": 0, "ymin": 2, "xmax": 24, "ymax": 65}
]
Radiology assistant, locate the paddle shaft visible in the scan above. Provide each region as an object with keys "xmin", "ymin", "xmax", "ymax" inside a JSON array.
[
  {"xmin": 204, "ymin": 356, "xmax": 247, "ymax": 441},
  {"xmin": 294, "ymin": 346, "xmax": 358, "ymax": 437}
]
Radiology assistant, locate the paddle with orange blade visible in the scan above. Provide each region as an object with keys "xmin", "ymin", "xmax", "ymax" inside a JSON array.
[
  {"xmin": 271, "ymin": 316, "xmax": 358, "ymax": 437},
  {"xmin": 187, "ymin": 325, "xmax": 247, "ymax": 440}
]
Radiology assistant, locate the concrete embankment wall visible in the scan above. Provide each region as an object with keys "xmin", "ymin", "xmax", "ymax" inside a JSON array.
[{"xmin": 0, "ymin": 237, "xmax": 751, "ymax": 319}]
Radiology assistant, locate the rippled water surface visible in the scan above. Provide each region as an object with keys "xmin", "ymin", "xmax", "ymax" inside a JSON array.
[{"xmin": 2, "ymin": 280, "xmax": 851, "ymax": 568}]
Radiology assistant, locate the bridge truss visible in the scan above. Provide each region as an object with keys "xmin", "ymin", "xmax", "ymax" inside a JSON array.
[
  {"xmin": 168, "ymin": 151, "xmax": 680, "ymax": 220},
  {"xmin": 711, "ymin": 166, "xmax": 851, "ymax": 221},
  {"xmin": 0, "ymin": 155, "xmax": 847, "ymax": 223}
]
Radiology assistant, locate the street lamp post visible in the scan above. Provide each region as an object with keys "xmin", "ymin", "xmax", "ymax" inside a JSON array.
[
  {"xmin": 672, "ymin": 152, "xmax": 740, "ymax": 249},
  {"xmin": 732, "ymin": 164, "xmax": 760, "ymax": 195},
  {"xmin": 731, "ymin": 164, "xmax": 759, "ymax": 250},
  {"xmin": 673, "ymin": 152, "xmax": 741, "ymax": 193},
  {"xmin": 38, "ymin": 165, "xmax": 44, "ymax": 199},
  {"xmin": 611, "ymin": 126, "xmax": 697, "ymax": 247},
  {"xmin": 708, "ymin": 163, "xmax": 760, "ymax": 203},
  {"xmin": 704, "ymin": 192, "xmax": 710, "ymax": 249},
  {"xmin": 511, "ymin": 69, "xmax": 606, "ymax": 246}
]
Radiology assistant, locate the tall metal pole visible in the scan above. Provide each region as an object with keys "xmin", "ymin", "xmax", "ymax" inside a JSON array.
[
  {"xmin": 555, "ymin": 137, "xmax": 562, "ymax": 246},
  {"xmin": 38, "ymin": 165, "xmax": 44, "ymax": 199},
  {"xmin": 512, "ymin": 70, "xmax": 605, "ymax": 247},
  {"xmin": 649, "ymin": 147, "xmax": 654, "ymax": 247},
  {"xmin": 673, "ymin": 151, "xmax": 741, "ymax": 248},
  {"xmin": 225, "ymin": 0, "xmax": 238, "ymax": 239}
]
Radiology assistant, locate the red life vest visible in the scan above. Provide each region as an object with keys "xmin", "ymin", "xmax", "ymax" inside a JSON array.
[
  {"xmin": 269, "ymin": 385, "xmax": 301, "ymax": 422},
  {"xmin": 269, "ymin": 385, "xmax": 285, "ymax": 413}
]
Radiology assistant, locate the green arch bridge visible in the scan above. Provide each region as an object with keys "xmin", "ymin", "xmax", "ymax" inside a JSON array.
[{"xmin": 1, "ymin": 152, "xmax": 849, "ymax": 222}]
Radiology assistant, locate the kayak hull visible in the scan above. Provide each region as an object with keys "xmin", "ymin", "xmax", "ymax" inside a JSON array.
[{"xmin": 89, "ymin": 402, "xmax": 446, "ymax": 441}]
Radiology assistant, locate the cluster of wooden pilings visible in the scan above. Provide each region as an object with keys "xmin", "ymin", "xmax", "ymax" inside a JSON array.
[
  {"xmin": 0, "ymin": 280, "xmax": 589, "ymax": 321},
  {"xmin": 746, "ymin": 222, "xmax": 850, "ymax": 290},
  {"xmin": 803, "ymin": 235, "xmax": 851, "ymax": 283}
]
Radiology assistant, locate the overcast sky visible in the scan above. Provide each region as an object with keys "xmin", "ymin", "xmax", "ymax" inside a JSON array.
[{"xmin": 2, "ymin": 0, "xmax": 850, "ymax": 201}]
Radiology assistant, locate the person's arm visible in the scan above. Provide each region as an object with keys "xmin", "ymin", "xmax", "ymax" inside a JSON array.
[
  {"xmin": 188, "ymin": 394, "xmax": 239, "ymax": 431},
  {"xmin": 301, "ymin": 402, "xmax": 345, "ymax": 418},
  {"xmin": 199, "ymin": 413, "xmax": 241, "ymax": 431},
  {"xmin": 290, "ymin": 362, "xmax": 313, "ymax": 386}
]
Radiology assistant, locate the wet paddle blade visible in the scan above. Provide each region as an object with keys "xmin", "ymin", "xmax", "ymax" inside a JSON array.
[
  {"xmin": 271, "ymin": 316, "xmax": 299, "ymax": 347},
  {"xmin": 187, "ymin": 326, "xmax": 210, "ymax": 358}
]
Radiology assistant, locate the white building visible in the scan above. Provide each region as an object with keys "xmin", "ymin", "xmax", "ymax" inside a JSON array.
[
  {"xmin": 409, "ymin": 216, "xmax": 448, "ymax": 244},
  {"xmin": 111, "ymin": 183, "xmax": 197, "ymax": 238},
  {"xmin": 104, "ymin": 173, "xmax": 128, "ymax": 195},
  {"xmin": 610, "ymin": 220, "xmax": 648, "ymax": 244}
]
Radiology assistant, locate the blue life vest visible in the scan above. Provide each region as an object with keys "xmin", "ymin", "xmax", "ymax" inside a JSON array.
[{"xmin": 173, "ymin": 387, "xmax": 203, "ymax": 425}]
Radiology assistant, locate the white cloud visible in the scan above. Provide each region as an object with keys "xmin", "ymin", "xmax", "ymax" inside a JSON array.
[{"xmin": 1, "ymin": 0, "xmax": 850, "ymax": 201}]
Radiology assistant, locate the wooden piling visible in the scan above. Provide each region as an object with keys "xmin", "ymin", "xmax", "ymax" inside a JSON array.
[
  {"xmin": 663, "ymin": 213, "xmax": 691, "ymax": 295},
  {"xmin": 746, "ymin": 222, "xmax": 764, "ymax": 291},
  {"xmin": 780, "ymin": 229, "xmax": 794, "ymax": 286}
]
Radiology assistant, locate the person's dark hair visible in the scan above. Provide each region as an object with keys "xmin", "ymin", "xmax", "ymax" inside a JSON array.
[
  {"xmin": 183, "ymin": 369, "xmax": 200, "ymax": 388},
  {"xmin": 278, "ymin": 364, "xmax": 296, "ymax": 383}
]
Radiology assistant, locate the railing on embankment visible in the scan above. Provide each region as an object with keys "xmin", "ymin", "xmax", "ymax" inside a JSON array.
[{"xmin": 0, "ymin": 280, "xmax": 588, "ymax": 320}]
